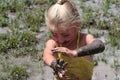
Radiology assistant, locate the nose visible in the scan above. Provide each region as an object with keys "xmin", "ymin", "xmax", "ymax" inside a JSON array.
[{"xmin": 57, "ymin": 36, "xmax": 65, "ymax": 44}]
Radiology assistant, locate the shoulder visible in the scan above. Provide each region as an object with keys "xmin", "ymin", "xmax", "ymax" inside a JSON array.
[
  {"xmin": 45, "ymin": 39, "xmax": 58, "ymax": 48},
  {"xmin": 81, "ymin": 33, "xmax": 95, "ymax": 44}
]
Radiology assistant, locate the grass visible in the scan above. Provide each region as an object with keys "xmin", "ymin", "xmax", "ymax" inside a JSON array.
[
  {"xmin": 79, "ymin": 0, "xmax": 120, "ymax": 79},
  {"xmin": 0, "ymin": 13, "xmax": 8, "ymax": 27},
  {"xmin": 9, "ymin": 65, "xmax": 29, "ymax": 80},
  {"xmin": 0, "ymin": 55, "xmax": 29, "ymax": 80},
  {"xmin": 0, "ymin": 30, "xmax": 39, "ymax": 55},
  {"xmin": 0, "ymin": 0, "xmax": 46, "ymax": 78},
  {"xmin": 102, "ymin": 0, "xmax": 116, "ymax": 14},
  {"xmin": 0, "ymin": 65, "xmax": 29, "ymax": 80},
  {"xmin": 17, "ymin": 6, "xmax": 45, "ymax": 32},
  {"xmin": 109, "ymin": 27, "xmax": 120, "ymax": 47},
  {"xmin": 81, "ymin": 6, "xmax": 94, "ymax": 28},
  {"xmin": 0, "ymin": 0, "xmax": 120, "ymax": 79},
  {"xmin": 0, "ymin": 0, "xmax": 45, "ymax": 55}
]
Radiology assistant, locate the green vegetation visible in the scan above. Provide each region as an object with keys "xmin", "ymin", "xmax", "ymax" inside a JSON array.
[
  {"xmin": 0, "ymin": 0, "xmax": 49, "ymax": 79},
  {"xmin": 0, "ymin": 0, "xmax": 120, "ymax": 79},
  {"xmin": 79, "ymin": 1, "xmax": 120, "ymax": 79},
  {"xmin": 9, "ymin": 65, "xmax": 29, "ymax": 80},
  {"xmin": 0, "ymin": 65, "xmax": 29, "ymax": 80},
  {"xmin": 80, "ymin": 0, "xmax": 120, "ymax": 47},
  {"xmin": 0, "ymin": 0, "xmax": 47, "ymax": 55}
]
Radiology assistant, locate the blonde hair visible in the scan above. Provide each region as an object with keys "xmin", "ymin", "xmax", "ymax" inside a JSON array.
[{"xmin": 45, "ymin": 0, "xmax": 80, "ymax": 31}]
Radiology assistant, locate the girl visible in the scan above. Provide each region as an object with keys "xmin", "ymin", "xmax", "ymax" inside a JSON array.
[{"xmin": 43, "ymin": 0, "xmax": 105, "ymax": 80}]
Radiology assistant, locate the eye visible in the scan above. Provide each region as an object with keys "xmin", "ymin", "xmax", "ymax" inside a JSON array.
[
  {"xmin": 53, "ymin": 33, "xmax": 57, "ymax": 37},
  {"xmin": 51, "ymin": 32, "xmax": 57, "ymax": 37}
]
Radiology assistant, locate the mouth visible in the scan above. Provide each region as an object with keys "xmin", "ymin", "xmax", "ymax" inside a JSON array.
[
  {"xmin": 63, "ymin": 40, "xmax": 69, "ymax": 44},
  {"xmin": 60, "ymin": 40, "xmax": 70, "ymax": 46}
]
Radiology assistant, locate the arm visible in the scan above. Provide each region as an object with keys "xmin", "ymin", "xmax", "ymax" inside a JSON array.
[
  {"xmin": 43, "ymin": 39, "xmax": 57, "ymax": 66},
  {"xmin": 51, "ymin": 34, "xmax": 105, "ymax": 57},
  {"xmin": 43, "ymin": 40, "xmax": 67, "ymax": 78},
  {"xmin": 77, "ymin": 39, "xmax": 105, "ymax": 57},
  {"xmin": 77, "ymin": 34, "xmax": 105, "ymax": 57}
]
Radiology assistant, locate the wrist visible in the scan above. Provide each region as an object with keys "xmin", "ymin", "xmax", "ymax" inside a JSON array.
[
  {"xmin": 76, "ymin": 48, "xmax": 84, "ymax": 57},
  {"xmin": 50, "ymin": 60, "xmax": 57, "ymax": 69},
  {"xmin": 72, "ymin": 50, "xmax": 78, "ymax": 57}
]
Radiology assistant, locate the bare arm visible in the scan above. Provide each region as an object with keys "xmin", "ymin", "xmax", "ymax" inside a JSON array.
[
  {"xmin": 43, "ymin": 39, "xmax": 57, "ymax": 66},
  {"xmin": 43, "ymin": 39, "xmax": 68, "ymax": 78}
]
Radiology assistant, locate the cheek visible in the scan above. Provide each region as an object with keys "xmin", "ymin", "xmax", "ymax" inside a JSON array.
[
  {"xmin": 66, "ymin": 36, "xmax": 75, "ymax": 41},
  {"xmin": 52, "ymin": 37, "xmax": 58, "ymax": 41},
  {"xmin": 67, "ymin": 30, "xmax": 77, "ymax": 40},
  {"xmin": 69, "ymin": 34, "xmax": 77, "ymax": 41}
]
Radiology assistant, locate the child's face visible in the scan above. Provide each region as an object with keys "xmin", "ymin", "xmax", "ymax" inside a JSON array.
[{"xmin": 51, "ymin": 27, "xmax": 78, "ymax": 46}]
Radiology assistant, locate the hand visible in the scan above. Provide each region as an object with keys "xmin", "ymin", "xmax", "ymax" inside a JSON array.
[
  {"xmin": 51, "ymin": 47, "xmax": 77, "ymax": 57},
  {"xmin": 50, "ymin": 59, "xmax": 68, "ymax": 78}
]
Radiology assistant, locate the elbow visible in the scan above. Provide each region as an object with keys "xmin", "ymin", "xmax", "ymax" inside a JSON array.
[
  {"xmin": 99, "ymin": 44, "xmax": 105, "ymax": 53},
  {"xmin": 43, "ymin": 54, "xmax": 46, "ymax": 62},
  {"xmin": 43, "ymin": 56, "xmax": 48, "ymax": 65},
  {"xmin": 97, "ymin": 40, "xmax": 105, "ymax": 53},
  {"xmin": 43, "ymin": 55, "xmax": 47, "ymax": 62}
]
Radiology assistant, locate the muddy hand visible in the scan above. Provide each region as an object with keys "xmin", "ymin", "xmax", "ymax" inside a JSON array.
[
  {"xmin": 52, "ymin": 47, "xmax": 77, "ymax": 57},
  {"xmin": 50, "ymin": 59, "xmax": 68, "ymax": 78},
  {"xmin": 52, "ymin": 47, "xmax": 67, "ymax": 53}
]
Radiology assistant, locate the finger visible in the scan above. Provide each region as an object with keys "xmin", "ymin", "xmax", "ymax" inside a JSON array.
[
  {"xmin": 51, "ymin": 49, "xmax": 57, "ymax": 52},
  {"xmin": 58, "ymin": 72, "xmax": 64, "ymax": 78},
  {"xmin": 62, "ymin": 62, "xmax": 68, "ymax": 69},
  {"xmin": 56, "ymin": 64, "xmax": 61, "ymax": 70},
  {"xmin": 58, "ymin": 70, "xmax": 65, "ymax": 78},
  {"xmin": 57, "ymin": 58, "xmax": 60, "ymax": 64},
  {"xmin": 53, "ymin": 47, "xmax": 62, "ymax": 52},
  {"xmin": 51, "ymin": 49, "xmax": 59, "ymax": 54},
  {"xmin": 59, "ymin": 59, "xmax": 65, "ymax": 65},
  {"xmin": 53, "ymin": 47, "xmax": 59, "ymax": 50}
]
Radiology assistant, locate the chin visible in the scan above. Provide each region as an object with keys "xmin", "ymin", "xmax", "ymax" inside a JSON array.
[{"xmin": 62, "ymin": 42, "xmax": 70, "ymax": 47}]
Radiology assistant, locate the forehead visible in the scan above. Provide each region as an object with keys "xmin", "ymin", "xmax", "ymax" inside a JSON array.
[
  {"xmin": 51, "ymin": 22, "xmax": 75, "ymax": 30},
  {"xmin": 51, "ymin": 27, "xmax": 76, "ymax": 34}
]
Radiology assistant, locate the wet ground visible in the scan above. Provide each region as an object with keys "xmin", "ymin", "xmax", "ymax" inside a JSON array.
[
  {"xmin": 33, "ymin": 27, "xmax": 120, "ymax": 80},
  {"xmin": 0, "ymin": 0, "xmax": 120, "ymax": 80}
]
